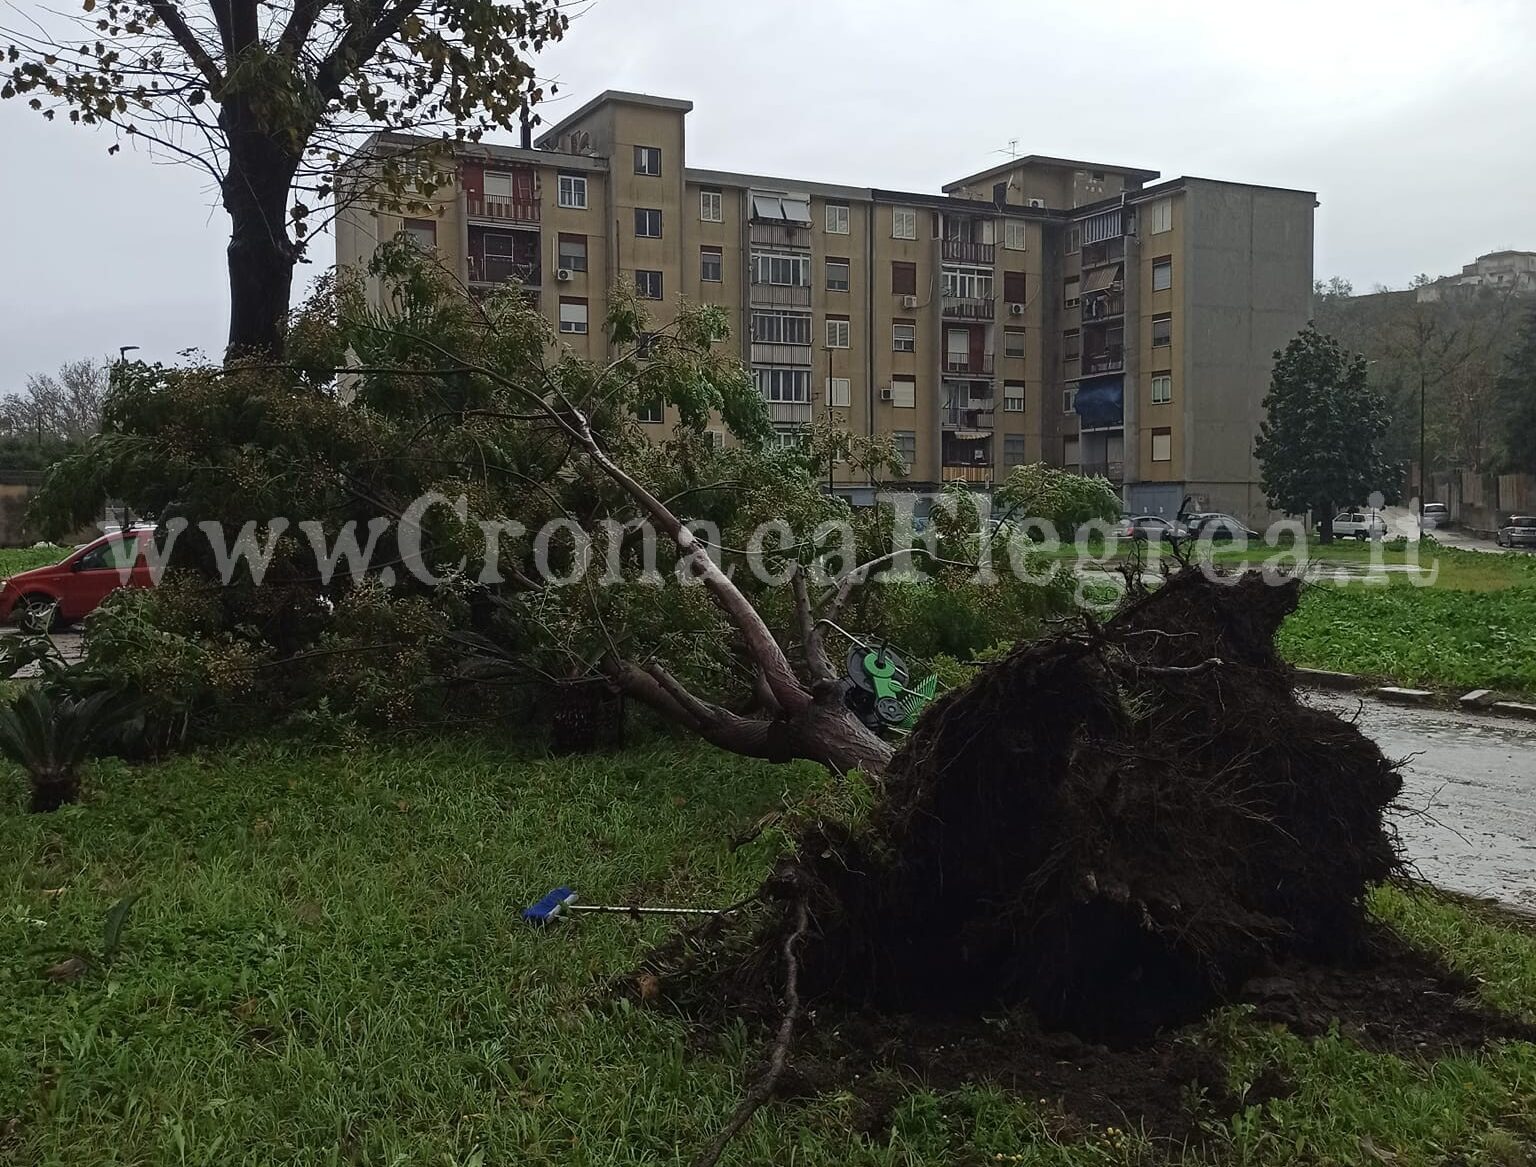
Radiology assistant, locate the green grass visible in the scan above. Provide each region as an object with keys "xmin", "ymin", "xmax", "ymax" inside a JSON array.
[
  {"xmin": 0, "ymin": 544, "xmax": 67, "ymax": 578},
  {"xmin": 3, "ymin": 739, "xmax": 1536, "ymax": 1165}
]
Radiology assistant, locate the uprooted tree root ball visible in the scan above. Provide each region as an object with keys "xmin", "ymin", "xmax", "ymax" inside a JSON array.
[{"xmin": 676, "ymin": 568, "xmax": 1407, "ymax": 1048}]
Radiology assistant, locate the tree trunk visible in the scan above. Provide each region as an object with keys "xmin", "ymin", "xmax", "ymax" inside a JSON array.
[
  {"xmin": 221, "ymin": 107, "xmax": 303, "ymax": 361},
  {"xmin": 29, "ymin": 772, "xmax": 80, "ymax": 813},
  {"xmin": 1318, "ymin": 505, "xmax": 1334, "ymax": 545}
]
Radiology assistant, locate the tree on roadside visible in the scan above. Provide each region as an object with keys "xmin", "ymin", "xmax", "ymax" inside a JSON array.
[
  {"xmin": 1, "ymin": 359, "xmax": 109, "ymax": 443},
  {"xmin": 1255, "ymin": 325, "xmax": 1391, "ymax": 544},
  {"xmin": 2, "ymin": 0, "xmax": 566, "ymax": 359},
  {"xmin": 1495, "ymin": 307, "xmax": 1536, "ymax": 476}
]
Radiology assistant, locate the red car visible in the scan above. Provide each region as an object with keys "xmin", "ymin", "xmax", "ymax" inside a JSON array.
[{"xmin": 0, "ymin": 528, "xmax": 156, "ymax": 632}]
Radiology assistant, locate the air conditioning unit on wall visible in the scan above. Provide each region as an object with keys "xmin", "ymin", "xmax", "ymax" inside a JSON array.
[
  {"xmin": 555, "ymin": 268, "xmax": 573, "ymax": 282},
  {"xmin": 880, "ymin": 388, "xmax": 894, "ymax": 402},
  {"xmin": 901, "ymin": 294, "xmax": 919, "ymax": 309},
  {"xmin": 1008, "ymin": 302, "xmax": 1025, "ymax": 315},
  {"xmin": 1028, "ymin": 198, "xmax": 1045, "ymax": 208}
]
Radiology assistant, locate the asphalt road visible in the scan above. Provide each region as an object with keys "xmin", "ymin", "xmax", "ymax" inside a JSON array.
[{"xmin": 1307, "ymin": 690, "xmax": 1536, "ymax": 911}]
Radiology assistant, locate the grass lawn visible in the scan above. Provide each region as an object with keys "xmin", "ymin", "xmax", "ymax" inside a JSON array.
[
  {"xmin": 4, "ymin": 739, "xmax": 1535, "ymax": 1165},
  {"xmin": 0, "ymin": 545, "xmax": 68, "ymax": 578}
]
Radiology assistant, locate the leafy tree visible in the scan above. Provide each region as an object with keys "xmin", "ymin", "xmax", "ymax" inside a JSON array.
[
  {"xmin": 2, "ymin": 358, "xmax": 108, "ymax": 443},
  {"xmin": 37, "ymin": 248, "xmax": 949, "ymax": 774},
  {"xmin": 2, "ymin": 0, "xmax": 566, "ymax": 358},
  {"xmin": 1255, "ymin": 325, "xmax": 1391, "ymax": 543},
  {"xmin": 1495, "ymin": 307, "xmax": 1536, "ymax": 476},
  {"xmin": 992, "ymin": 462, "xmax": 1122, "ymax": 536}
]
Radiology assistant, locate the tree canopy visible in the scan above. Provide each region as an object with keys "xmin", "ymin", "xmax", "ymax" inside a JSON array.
[
  {"xmin": 2, "ymin": 0, "xmax": 567, "ymax": 356},
  {"xmin": 1255, "ymin": 324, "xmax": 1392, "ymax": 542},
  {"xmin": 1495, "ymin": 306, "xmax": 1536, "ymax": 477}
]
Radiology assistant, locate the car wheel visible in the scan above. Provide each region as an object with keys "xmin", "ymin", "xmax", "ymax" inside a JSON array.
[
  {"xmin": 15, "ymin": 594, "xmax": 59, "ymax": 635},
  {"xmin": 1354, "ymin": 531, "xmax": 1368, "ymax": 542}
]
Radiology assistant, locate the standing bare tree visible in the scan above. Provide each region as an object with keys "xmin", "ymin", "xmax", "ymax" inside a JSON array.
[
  {"xmin": 1, "ymin": 359, "xmax": 108, "ymax": 442},
  {"xmin": 3, "ymin": 0, "xmax": 567, "ymax": 359}
]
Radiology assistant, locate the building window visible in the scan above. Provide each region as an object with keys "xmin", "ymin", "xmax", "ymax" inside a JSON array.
[
  {"xmin": 1063, "ymin": 387, "xmax": 1077, "ymax": 413},
  {"xmin": 1149, "ymin": 199, "xmax": 1172, "ymax": 234},
  {"xmin": 752, "ymin": 251, "xmax": 811, "ymax": 287},
  {"xmin": 1003, "ymin": 382, "xmax": 1026, "ymax": 412},
  {"xmin": 700, "ymin": 246, "xmax": 723, "ymax": 283},
  {"xmin": 1063, "ymin": 435, "xmax": 1080, "ymax": 465},
  {"xmin": 1063, "ymin": 328, "xmax": 1081, "ymax": 361},
  {"xmin": 751, "ymin": 311, "xmax": 812, "ymax": 346},
  {"xmin": 700, "ymin": 190, "xmax": 723, "ymax": 222},
  {"xmin": 826, "ymin": 203, "xmax": 850, "ymax": 234},
  {"xmin": 1151, "ymin": 372, "xmax": 1173, "ymax": 404},
  {"xmin": 827, "ymin": 376, "xmax": 851, "ymax": 407},
  {"xmin": 890, "ymin": 377, "xmax": 916, "ymax": 408},
  {"xmin": 1004, "ymin": 435, "xmax": 1027, "ymax": 468},
  {"xmin": 402, "ymin": 217, "xmax": 437, "ymax": 251},
  {"xmin": 557, "ymin": 174, "xmax": 587, "ymax": 209},
  {"xmin": 1067, "ymin": 226, "xmax": 1081, "ymax": 253},
  {"xmin": 1003, "ymin": 270, "xmax": 1026, "ymax": 303},
  {"xmin": 558, "ymin": 297, "xmax": 588, "ymax": 334},
  {"xmin": 1064, "ymin": 276, "xmax": 1080, "ymax": 309},
  {"xmin": 892, "ymin": 206, "xmax": 917, "ymax": 239},
  {"xmin": 891, "ymin": 261, "xmax": 917, "ymax": 297},
  {"xmin": 1004, "ymin": 220, "xmax": 1027, "ymax": 251},
  {"xmin": 634, "ymin": 145, "xmax": 662, "ymax": 176},
  {"xmin": 635, "ymin": 398, "xmax": 664, "ymax": 424},
  {"xmin": 634, "ymin": 208, "xmax": 663, "ymax": 238},
  {"xmin": 893, "ymin": 429, "xmax": 917, "ymax": 468},
  {"xmin": 892, "ymin": 322, "xmax": 916, "ymax": 353},
  {"xmin": 754, "ymin": 367, "xmax": 811, "ymax": 403},
  {"xmin": 635, "ymin": 270, "xmax": 663, "ymax": 299},
  {"xmin": 1004, "ymin": 329, "xmax": 1026, "ymax": 359},
  {"xmin": 1152, "ymin": 313, "xmax": 1173, "ymax": 347},
  {"xmin": 557, "ymin": 233, "xmax": 587, "ymax": 272},
  {"xmin": 771, "ymin": 425, "xmax": 805, "ymax": 450},
  {"xmin": 1151, "ymin": 427, "xmax": 1173, "ymax": 462},
  {"xmin": 826, "ymin": 317, "xmax": 851, "ymax": 349},
  {"xmin": 826, "ymin": 258, "xmax": 850, "ymax": 292},
  {"xmin": 1152, "ymin": 256, "xmax": 1173, "ymax": 292},
  {"xmin": 943, "ymin": 265, "xmax": 993, "ymax": 300}
]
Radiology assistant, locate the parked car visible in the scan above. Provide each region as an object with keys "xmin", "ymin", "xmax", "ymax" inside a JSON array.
[
  {"xmin": 1330, "ymin": 511, "xmax": 1388, "ymax": 541},
  {"xmin": 0, "ymin": 528, "xmax": 156, "ymax": 632},
  {"xmin": 1420, "ymin": 502, "xmax": 1449, "ymax": 530},
  {"xmin": 1118, "ymin": 515, "xmax": 1189, "ymax": 542},
  {"xmin": 1184, "ymin": 512, "xmax": 1259, "ymax": 543},
  {"xmin": 1496, "ymin": 515, "xmax": 1536, "ymax": 549}
]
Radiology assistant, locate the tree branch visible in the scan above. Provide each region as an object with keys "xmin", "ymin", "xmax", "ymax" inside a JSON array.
[
  {"xmin": 146, "ymin": 0, "xmax": 225, "ymax": 88},
  {"xmin": 791, "ymin": 566, "xmax": 835, "ymax": 684}
]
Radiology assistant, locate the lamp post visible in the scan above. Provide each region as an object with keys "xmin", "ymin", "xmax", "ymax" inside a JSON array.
[{"xmin": 1418, "ymin": 364, "xmax": 1426, "ymax": 528}]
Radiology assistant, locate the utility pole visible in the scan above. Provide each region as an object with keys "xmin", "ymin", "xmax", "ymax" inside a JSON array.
[{"xmin": 1418, "ymin": 363, "xmax": 1426, "ymax": 525}]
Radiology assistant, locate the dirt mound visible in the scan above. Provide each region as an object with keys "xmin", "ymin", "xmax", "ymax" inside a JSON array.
[{"xmin": 737, "ymin": 568, "xmax": 1406, "ymax": 1044}]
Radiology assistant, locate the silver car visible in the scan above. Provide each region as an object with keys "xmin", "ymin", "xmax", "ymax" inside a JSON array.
[{"xmin": 1496, "ymin": 515, "xmax": 1536, "ymax": 549}]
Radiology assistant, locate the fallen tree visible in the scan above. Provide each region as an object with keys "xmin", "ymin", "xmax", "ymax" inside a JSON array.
[{"xmin": 668, "ymin": 568, "xmax": 1405, "ymax": 1045}]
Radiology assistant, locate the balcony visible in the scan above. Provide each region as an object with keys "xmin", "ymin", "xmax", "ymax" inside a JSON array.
[
  {"xmin": 943, "ymin": 352, "xmax": 995, "ymax": 375},
  {"xmin": 1081, "ymin": 460, "xmax": 1125, "ymax": 482},
  {"xmin": 750, "ymin": 283, "xmax": 813, "ymax": 308},
  {"xmin": 941, "ymin": 464, "xmax": 992, "ymax": 484},
  {"xmin": 750, "ymin": 221, "xmax": 812, "ymax": 249},
  {"xmin": 468, "ymin": 255, "xmax": 540, "ymax": 286},
  {"xmin": 466, "ymin": 194, "xmax": 540, "ymax": 225},
  {"xmin": 942, "ymin": 296, "xmax": 995, "ymax": 321},
  {"xmin": 942, "ymin": 239, "xmax": 996, "ymax": 265},
  {"xmin": 942, "ymin": 405, "xmax": 996, "ymax": 430},
  {"xmin": 768, "ymin": 402, "xmax": 812, "ymax": 425},
  {"xmin": 1081, "ymin": 292, "xmax": 1124, "ymax": 321},
  {"xmin": 1082, "ymin": 347, "xmax": 1124, "ymax": 376},
  {"xmin": 1081, "ymin": 236, "xmax": 1126, "ymax": 268}
]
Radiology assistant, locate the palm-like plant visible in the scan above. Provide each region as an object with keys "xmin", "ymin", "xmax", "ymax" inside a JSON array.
[{"xmin": 0, "ymin": 688, "xmax": 141, "ymax": 812}]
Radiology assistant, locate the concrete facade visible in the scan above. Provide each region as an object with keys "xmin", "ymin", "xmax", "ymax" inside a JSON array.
[{"xmin": 336, "ymin": 91, "xmax": 1317, "ymax": 524}]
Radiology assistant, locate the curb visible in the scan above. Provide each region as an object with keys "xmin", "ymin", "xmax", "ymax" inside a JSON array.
[{"xmin": 1294, "ymin": 666, "xmax": 1536, "ymax": 721}]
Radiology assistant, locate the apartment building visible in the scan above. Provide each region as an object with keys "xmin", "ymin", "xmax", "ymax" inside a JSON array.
[{"xmin": 335, "ymin": 90, "xmax": 1316, "ymax": 523}]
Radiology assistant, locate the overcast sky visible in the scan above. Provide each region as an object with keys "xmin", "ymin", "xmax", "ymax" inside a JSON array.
[{"xmin": 3, "ymin": 0, "xmax": 1533, "ymax": 388}]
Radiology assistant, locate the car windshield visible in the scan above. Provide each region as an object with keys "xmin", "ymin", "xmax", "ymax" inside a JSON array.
[{"xmin": 1510, "ymin": 516, "xmax": 1536, "ymax": 527}]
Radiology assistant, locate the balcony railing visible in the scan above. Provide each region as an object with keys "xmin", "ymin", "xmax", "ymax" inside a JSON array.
[
  {"xmin": 943, "ymin": 353, "xmax": 995, "ymax": 375},
  {"xmin": 942, "ymin": 296, "xmax": 995, "ymax": 320},
  {"xmin": 942, "ymin": 239, "xmax": 996, "ymax": 265},
  {"xmin": 1081, "ymin": 460, "xmax": 1125, "ymax": 482},
  {"xmin": 1081, "ymin": 236, "xmax": 1125, "ymax": 268},
  {"xmin": 750, "ymin": 283, "xmax": 813, "ymax": 308},
  {"xmin": 1082, "ymin": 347, "xmax": 1124, "ymax": 375},
  {"xmin": 942, "ymin": 406, "xmax": 996, "ymax": 430},
  {"xmin": 941, "ymin": 464, "xmax": 993, "ymax": 484},
  {"xmin": 468, "ymin": 255, "xmax": 540, "ymax": 286},
  {"xmin": 750, "ymin": 222, "xmax": 812, "ymax": 249},
  {"xmin": 768, "ymin": 402, "xmax": 812, "ymax": 425},
  {"xmin": 466, "ymin": 195, "xmax": 540, "ymax": 224},
  {"xmin": 1081, "ymin": 293, "xmax": 1124, "ymax": 320}
]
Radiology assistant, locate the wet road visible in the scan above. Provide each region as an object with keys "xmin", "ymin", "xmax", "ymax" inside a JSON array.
[{"xmin": 1307, "ymin": 691, "xmax": 1536, "ymax": 910}]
